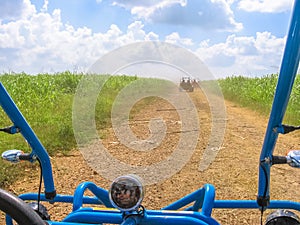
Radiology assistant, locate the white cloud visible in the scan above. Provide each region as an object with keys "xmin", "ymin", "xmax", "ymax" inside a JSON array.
[
  {"xmin": 112, "ymin": 0, "xmax": 242, "ymax": 32},
  {"xmin": 127, "ymin": 21, "xmax": 147, "ymax": 40},
  {"xmin": 0, "ymin": 4, "xmax": 161, "ymax": 73},
  {"xmin": 165, "ymin": 32, "xmax": 194, "ymax": 46},
  {"xmin": 238, "ymin": 0, "xmax": 293, "ymax": 13},
  {"xmin": 195, "ymin": 32, "xmax": 286, "ymax": 77},
  {"xmin": 146, "ymin": 32, "xmax": 159, "ymax": 41},
  {"xmin": 0, "ymin": 0, "xmax": 290, "ymax": 77},
  {"xmin": 41, "ymin": 0, "xmax": 49, "ymax": 12}
]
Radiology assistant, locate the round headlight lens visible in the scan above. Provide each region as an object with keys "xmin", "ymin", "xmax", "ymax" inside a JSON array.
[
  {"xmin": 109, "ymin": 175, "xmax": 144, "ymax": 212},
  {"xmin": 265, "ymin": 209, "xmax": 300, "ymax": 225}
]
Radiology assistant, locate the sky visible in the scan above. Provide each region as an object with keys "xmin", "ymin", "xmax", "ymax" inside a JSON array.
[{"xmin": 0, "ymin": 0, "xmax": 296, "ymax": 78}]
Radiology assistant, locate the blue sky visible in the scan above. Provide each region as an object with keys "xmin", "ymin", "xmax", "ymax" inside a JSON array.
[{"xmin": 0, "ymin": 0, "xmax": 295, "ymax": 78}]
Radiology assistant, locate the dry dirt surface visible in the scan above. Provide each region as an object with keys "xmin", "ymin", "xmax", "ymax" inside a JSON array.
[{"xmin": 2, "ymin": 87, "xmax": 300, "ymax": 225}]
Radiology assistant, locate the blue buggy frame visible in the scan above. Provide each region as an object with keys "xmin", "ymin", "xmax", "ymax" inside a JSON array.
[{"xmin": 0, "ymin": 0, "xmax": 300, "ymax": 224}]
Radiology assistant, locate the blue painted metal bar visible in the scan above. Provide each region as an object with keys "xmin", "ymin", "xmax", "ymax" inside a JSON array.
[
  {"xmin": 145, "ymin": 210, "xmax": 219, "ymax": 224},
  {"xmin": 161, "ymin": 184, "xmax": 215, "ymax": 216},
  {"xmin": 200, "ymin": 184, "xmax": 215, "ymax": 216},
  {"xmin": 162, "ymin": 188, "xmax": 204, "ymax": 210},
  {"xmin": 121, "ymin": 217, "xmax": 138, "ymax": 225},
  {"xmin": 214, "ymin": 200, "xmax": 300, "ymax": 211},
  {"xmin": 63, "ymin": 209, "xmax": 220, "ymax": 225},
  {"xmin": 0, "ymin": 82, "xmax": 56, "ymax": 199},
  {"xmin": 18, "ymin": 193, "xmax": 103, "ymax": 205},
  {"xmin": 139, "ymin": 215, "xmax": 217, "ymax": 225},
  {"xmin": 72, "ymin": 181, "xmax": 113, "ymax": 211},
  {"xmin": 257, "ymin": 0, "xmax": 300, "ymax": 206},
  {"xmin": 63, "ymin": 209, "xmax": 123, "ymax": 224},
  {"xmin": 47, "ymin": 222, "xmax": 87, "ymax": 225}
]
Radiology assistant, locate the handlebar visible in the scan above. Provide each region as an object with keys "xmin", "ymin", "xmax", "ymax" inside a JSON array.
[
  {"xmin": 272, "ymin": 150, "xmax": 300, "ymax": 168},
  {"xmin": 1, "ymin": 150, "xmax": 32, "ymax": 163}
]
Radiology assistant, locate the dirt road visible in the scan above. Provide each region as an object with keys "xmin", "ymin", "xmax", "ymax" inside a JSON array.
[{"xmin": 5, "ymin": 87, "xmax": 300, "ymax": 224}]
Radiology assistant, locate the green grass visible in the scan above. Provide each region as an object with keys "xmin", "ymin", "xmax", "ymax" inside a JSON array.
[
  {"xmin": 218, "ymin": 74, "xmax": 300, "ymax": 124},
  {"xmin": 0, "ymin": 71, "xmax": 82, "ymax": 154}
]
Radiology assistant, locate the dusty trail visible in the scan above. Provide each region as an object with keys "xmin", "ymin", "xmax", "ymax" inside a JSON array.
[{"xmin": 3, "ymin": 87, "xmax": 300, "ymax": 224}]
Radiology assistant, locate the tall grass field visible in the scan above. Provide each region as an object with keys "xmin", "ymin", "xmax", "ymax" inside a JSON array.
[
  {"xmin": 218, "ymin": 74, "xmax": 300, "ymax": 124},
  {"xmin": 0, "ymin": 72, "xmax": 299, "ymax": 187}
]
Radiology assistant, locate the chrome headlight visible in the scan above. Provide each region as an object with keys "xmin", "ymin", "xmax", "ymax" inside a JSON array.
[
  {"xmin": 109, "ymin": 175, "xmax": 144, "ymax": 212},
  {"xmin": 265, "ymin": 209, "xmax": 300, "ymax": 225}
]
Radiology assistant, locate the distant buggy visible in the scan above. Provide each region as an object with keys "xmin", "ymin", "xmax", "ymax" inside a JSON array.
[{"xmin": 179, "ymin": 77, "xmax": 194, "ymax": 92}]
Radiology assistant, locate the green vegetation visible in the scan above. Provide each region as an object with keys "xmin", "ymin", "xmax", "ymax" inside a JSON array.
[
  {"xmin": 0, "ymin": 72, "xmax": 82, "ymax": 154},
  {"xmin": 218, "ymin": 74, "xmax": 300, "ymax": 124},
  {"xmin": 218, "ymin": 74, "xmax": 278, "ymax": 113}
]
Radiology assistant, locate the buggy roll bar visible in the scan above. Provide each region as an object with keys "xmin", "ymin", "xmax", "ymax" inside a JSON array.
[
  {"xmin": 257, "ymin": 0, "xmax": 300, "ymax": 208},
  {"xmin": 0, "ymin": 82, "xmax": 56, "ymax": 199}
]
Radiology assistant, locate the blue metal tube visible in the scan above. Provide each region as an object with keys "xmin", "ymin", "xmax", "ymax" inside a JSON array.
[
  {"xmin": 162, "ymin": 184, "xmax": 215, "ymax": 216},
  {"xmin": 257, "ymin": 0, "xmax": 300, "ymax": 206},
  {"xmin": 121, "ymin": 217, "xmax": 138, "ymax": 225},
  {"xmin": 145, "ymin": 210, "xmax": 219, "ymax": 224},
  {"xmin": 63, "ymin": 210, "xmax": 123, "ymax": 224},
  {"xmin": 214, "ymin": 200, "xmax": 300, "ymax": 211},
  {"xmin": 63, "ymin": 209, "xmax": 219, "ymax": 225},
  {"xmin": 162, "ymin": 188, "xmax": 204, "ymax": 210},
  {"xmin": 200, "ymin": 184, "xmax": 215, "ymax": 216},
  {"xmin": 47, "ymin": 222, "xmax": 87, "ymax": 225},
  {"xmin": 0, "ymin": 82, "xmax": 56, "ymax": 199},
  {"xmin": 18, "ymin": 193, "xmax": 103, "ymax": 205},
  {"xmin": 72, "ymin": 181, "xmax": 112, "ymax": 211},
  {"xmin": 139, "ymin": 215, "xmax": 215, "ymax": 225}
]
